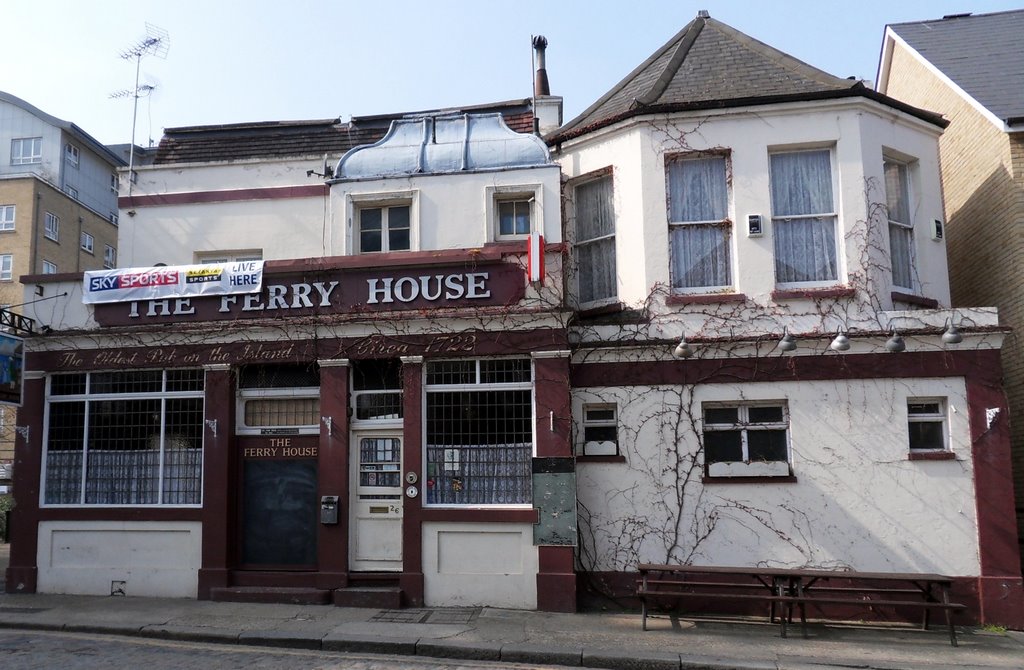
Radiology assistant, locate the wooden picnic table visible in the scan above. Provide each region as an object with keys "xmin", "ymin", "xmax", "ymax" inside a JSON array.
[{"xmin": 636, "ymin": 563, "xmax": 965, "ymax": 646}]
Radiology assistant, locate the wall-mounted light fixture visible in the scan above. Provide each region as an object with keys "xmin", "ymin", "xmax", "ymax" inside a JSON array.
[
  {"xmin": 885, "ymin": 329, "xmax": 906, "ymax": 353},
  {"xmin": 673, "ymin": 335, "xmax": 694, "ymax": 359},
  {"xmin": 941, "ymin": 319, "xmax": 963, "ymax": 345},
  {"xmin": 830, "ymin": 329, "xmax": 851, "ymax": 352},
  {"xmin": 778, "ymin": 327, "xmax": 797, "ymax": 353}
]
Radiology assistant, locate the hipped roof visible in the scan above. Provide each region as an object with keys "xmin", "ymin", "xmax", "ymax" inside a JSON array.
[{"xmin": 549, "ymin": 12, "xmax": 945, "ymax": 143}]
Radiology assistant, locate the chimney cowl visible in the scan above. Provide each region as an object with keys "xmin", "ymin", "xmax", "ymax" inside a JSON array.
[{"xmin": 533, "ymin": 35, "xmax": 550, "ymax": 97}]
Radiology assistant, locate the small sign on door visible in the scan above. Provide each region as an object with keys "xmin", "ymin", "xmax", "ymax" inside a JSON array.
[{"xmin": 443, "ymin": 448, "xmax": 460, "ymax": 471}]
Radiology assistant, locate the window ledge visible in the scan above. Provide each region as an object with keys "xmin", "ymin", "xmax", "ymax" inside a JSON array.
[
  {"xmin": 667, "ymin": 293, "xmax": 746, "ymax": 306},
  {"xmin": 908, "ymin": 451, "xmax": 956, "ymax": 461},
  {"xmin": 576, "ymin": 454, "xmax": 626, "ymax": 463},
  {"xmin": 772, "ymin": 287, "xmax": 855, "ymax": 301},
  {"xmin": 577, "ymin": 302, "xmax": 625, "ymax": 318},
  {"xmin": 891, "ymin": 292, "xmax": 939, "ymax": 309},
  {"xmin": 702, "ymin": 475, "xmax": 798, "ymax": 484}
]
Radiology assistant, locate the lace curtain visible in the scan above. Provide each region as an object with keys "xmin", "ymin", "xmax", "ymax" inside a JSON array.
[
  {"xmin": 770, "ymin": 150, "xmax": 838, "ymax": 283},
  {"xmin": 668, "ymin": 156, "xmax": 731, "ymax": 289},
  {"xmin": 575, "ymin": 175, "xmax": 617, "ymax": 303},
  {"xmin": 44, "ymin": 448, "xmax": 202, "ymax": 505},
  {"xmin": 425, "ymin": 443, "xmax": 532, "ymax": 505}
]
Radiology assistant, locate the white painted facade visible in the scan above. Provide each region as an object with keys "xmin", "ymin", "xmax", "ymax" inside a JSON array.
[
  {"xmin": 556, "ymin": 98, "xmax": 951, "ymax": 321},
  {"xmin": 35, "ymin": 521, "xmax": 201, "ymax": 598},
  {"xmin": 573, "ymin": 377, "xmax": 980, "ymax": 575}
]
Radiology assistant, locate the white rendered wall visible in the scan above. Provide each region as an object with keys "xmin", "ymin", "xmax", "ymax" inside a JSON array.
[
  {"xmin": 573, "ymin": 377, "xmax": 980, "ymax": 576},
  {"xmin": 36, "ymin": 521, "xmax": 202, "ymax": 597},
  {"xmin": 330, "ymin": 165, "xmax": 562, "ymax": 254},
  {"xmin": 422, "ymin": 522, "xmax": 538, "ymax": 608},
  {"xmin": 554, "ymin": 98, "xmax": 951, "ymax": 312}
]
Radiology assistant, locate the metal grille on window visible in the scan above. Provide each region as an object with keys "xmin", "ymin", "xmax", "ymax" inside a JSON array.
[
  {"xmin": 43, "ymin": 370, "xmax": 204, "ymax": 506},
  {"xmin": 425, "ymin": 387, "xmax": 532, "ymax": 505}
]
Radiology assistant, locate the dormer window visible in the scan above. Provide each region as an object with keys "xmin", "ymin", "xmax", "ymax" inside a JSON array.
[{"xmin": 487, "ymin": 184, "xmax": 542, "ymax": 242}]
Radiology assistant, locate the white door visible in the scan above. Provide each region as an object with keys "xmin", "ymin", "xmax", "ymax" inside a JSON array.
[{"xmin": 350, "ymin": 432, "xmax": 403, "ymax": 571}]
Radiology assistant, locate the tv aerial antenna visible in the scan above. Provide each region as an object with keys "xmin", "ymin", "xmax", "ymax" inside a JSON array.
[{"xmin": 111, "ymin": 23, "xmax": 169, "ymax": 195}]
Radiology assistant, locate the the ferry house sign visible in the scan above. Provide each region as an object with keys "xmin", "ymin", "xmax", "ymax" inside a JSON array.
[{"xmin": 93, "ymin": 262, "xmax": 525, "ymax": 326}]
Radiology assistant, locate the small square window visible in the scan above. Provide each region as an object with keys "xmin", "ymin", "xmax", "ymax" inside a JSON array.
[
  {"xmin": 65, "ymin": 144, "xmax": 80, "ymax": 167},
  {"xmin": 358, "ymin": 204, "xmax": 410, "ymax": 253},
  {"xmin": 908, "ymin": 398, "xmax": 947, "ymax": 451},
  {"xmin": 109, "ymin": 213, "xmax": 119, "ymax": 226},
  {"xmin": 498, "ymin": 199, "xmax": 532, "ymax": 237},
  {"xmin": 44, "ymin": 212, "xmax": 60, "ymax": 242},
  {"xmin": 42, "ymin": 260, "xmax": 57, "ymax": 274},
  {"xmin": 582, "ymin": 403, "xmax": 618, "ymax": 456}
]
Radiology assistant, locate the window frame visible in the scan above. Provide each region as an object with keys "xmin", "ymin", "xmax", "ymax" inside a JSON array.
[
  {"xmin": 666, "ymin": 152, "xmax": 734, "ymax": 293},
  {"xmin": 769, "ymin": 147, "xmax": 841, "ymax": 289},
  {"xmin": 64, "ymin": 185, "xmax": 78, "ymax": 200},
  {"xmin": 423, "ymin": 358, "xmax": 534, "ymax": 508},
  {"xmin": 65, "ymin": 143, "xmax": 80, "ymax": 168},
  {"xmin": 43, "ymin": 212, "xmax": 60, "ymax": 242},
  {"xmin": 702, "ymin": 401, "xmax": 792, "ymax": 479},
  {"xmin": 349, "ymin": 191, "xmax": 418, "ymax": 254},
  {"xmin": 41, "ymin": 369, "xmax": 206, "ymax": 507},
  {"xmin": 581, "ymin": 403, "xmax": 618, "ymax": 456},
  {"xmin": 104, "ymin": 245, "xmax": 116, "ymax": 269},
  {"xmin": 0, "ymin": 254, "xmax": 12, "ymax": 281},
  {"xmin": 571, "ymin": 170, "xmax": 618, "ymax": 308},
  {"xmin": 907, "ymin": 398, "xmax": 948, "ymax": 453},
  {"xmin": 11, "ymin": 137, "xmax": 42, "ymax": 165},
  {"xmin": 42, "ymin": 260, "xmax": 57, "ymax": 275},
  {"xmin": 110, "ymin": 173, "xmax": 119, "ymax": 192},
  {"xmin": 884, "ymin": 157, "xmax": 915, "ymax": 291},
  {"xmin": 109, "ymin": 212, "xmax": 119, "ymax": 227},
  {"xmin": 485, "ymin": 184, "xmax": 543, "ymax": 243},
  {"xmin": 0, "ymin": 205, "xmax": 14, "ymax": 231},
  {"xmin": 81, "ymin": 232, "xmax": 95, "ymax": 254}
]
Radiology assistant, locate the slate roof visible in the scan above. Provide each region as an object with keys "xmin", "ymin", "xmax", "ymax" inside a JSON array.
[
  {"xmin": 887, "ymin": 10, "xmax": 1024, "ymax": 127},
  {"xmin": 549, "ymin": 12, "xmax": 945, "ymax": 144},
  {"xmin": 153, "ymin": 100, "xmax": 535, "ymax": 165}
]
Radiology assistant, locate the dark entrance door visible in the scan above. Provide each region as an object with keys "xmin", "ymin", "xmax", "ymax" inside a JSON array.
[{"xmin": 238, "ymin": 436, "xmax": 319, "ymax": 567}]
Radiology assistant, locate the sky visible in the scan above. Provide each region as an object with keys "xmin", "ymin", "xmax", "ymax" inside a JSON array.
[{"xmin": 3, "ymin": 1, "xmax": 1022, "ymax": 148}]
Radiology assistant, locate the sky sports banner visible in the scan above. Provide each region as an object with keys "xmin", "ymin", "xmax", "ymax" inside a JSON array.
[{"xmin": 83, "ymin": 261, "xmax": 264, "ymax": 304}]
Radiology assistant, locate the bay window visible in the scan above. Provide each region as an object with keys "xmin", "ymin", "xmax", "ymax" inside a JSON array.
[
  {"xmin": 770, "ymin": 149, "xmax": 838, "ymax": 286},
  {"xmin": 667, "ymin": 154, "xmax": 732, "ymax": 290}
]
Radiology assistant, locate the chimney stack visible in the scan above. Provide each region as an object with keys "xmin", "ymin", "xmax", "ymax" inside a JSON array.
[
  {"xmin": 531, "ymin": 35, "xmax": 562, "ymax": 136},
  {"xmin": 533, "ymin": 35, "xmax": 550, "ymax": 97}
]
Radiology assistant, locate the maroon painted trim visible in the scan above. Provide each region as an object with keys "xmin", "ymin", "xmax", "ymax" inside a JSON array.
[
  {"xmin": 27, "ymin": 328, "xmax": 570, "ymax": 372},
  {"xmin": 772, "ymin": 287, "xmax": 856, "ymax": 300},
  {"xmin": 576, "ymin": 455, "xmax": 626, "ymax": 463},
  {"xmin": 317, "ymin": 363, "xmax": 350, "ymax": 589},
  {"xmin": 5, "ymin": 376, "xmax": 45, "ymax": 594},
  {"xmin": 537, "ymin": 546, "xmax": 577, "ymax": 612},
  {"xmin": 119, "ymin": 184, "xmax": 328, "ymax": 209},
  {"xmin": 418, "ymin": 508, "xmax": 539, "ymax": 523},
  {"xmin": 36, "ymin": 508, "xmax": 202, "ymax": 521},
  {"xmin": 702, "ymin": 475, "xmax": 798, "ymax": 484},
  {"xmin": 534, "ymin": 355, "xmax": 572, "ymax": 459},
  {"xmin": 571, "ymin": 349, "xmax": 1002, "ymax": 388},
  {"xmin": 265, "ymin": 246, "xmax": 514, "ymax": 273},
  {"xmin": 198, "ymin": 367, "xmax": 236, "ymax": 598},
  {"xmin": 666, "ymin": 293, "xmax": 747, "ymax": 306},
  {"xmin": 401, "ymin": 359, "xmax": 425, "ymax": 606},
  {"xmin": 891, "ymin": 292, "xmax": 940, "ymax": 309},
  {"xmin": 908, "ymin": 451, "xmax": 956, "ymax": 461},
  {"xmin": 965, "ymin": 373, "xmax": 1024, "ymax": 627}
]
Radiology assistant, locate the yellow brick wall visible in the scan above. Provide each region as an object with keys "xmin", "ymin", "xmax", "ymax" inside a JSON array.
[{"xmin": 887, "ymin": 43, "xmax": 1024, "ymax": 542}]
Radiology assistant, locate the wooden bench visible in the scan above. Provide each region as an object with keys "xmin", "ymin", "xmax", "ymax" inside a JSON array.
[{"xmin": 637, "ymin": 564, "xmax": 967, "ymax": 646}]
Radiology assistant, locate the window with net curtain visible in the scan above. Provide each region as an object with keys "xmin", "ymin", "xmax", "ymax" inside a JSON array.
[
  {"xmin": 667, "ymin": 155, "xmax": 732, "ymax": 290},
  {"xmin": 770, "ymin": 149, "xmax": 838, "ymax": 285},
  {"xmin": 574, "ymin": 174, "xmax": 617, "ymax": 304},
  {"xmin": 884, "ymin": 159, "xmax": 914, "ymax": 290}
]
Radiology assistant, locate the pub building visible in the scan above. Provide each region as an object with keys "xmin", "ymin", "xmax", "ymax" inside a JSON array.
[
  {"xmin": 6, "ymin": 109, "xmax": 577, "ymax": 611},
  {"xmin": 7, "ymin": 16, "xmax": 1024, "ymax": 627}
]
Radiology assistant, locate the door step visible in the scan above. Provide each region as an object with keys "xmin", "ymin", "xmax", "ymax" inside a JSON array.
[
  {"xmin": 333, "ymin": 586, "xmax": 403, "ymax": 608},
  {"xmin": 210, "ymin": 586, "xmax": 332, "ymax": 605}
]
